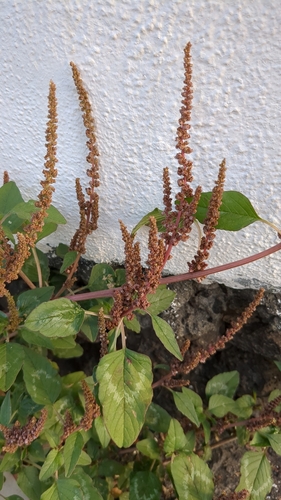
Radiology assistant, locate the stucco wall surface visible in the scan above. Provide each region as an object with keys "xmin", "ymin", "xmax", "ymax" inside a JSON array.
[{"xmin": 0, "ymin": 0, "xmax": 280, "ymax": 289}]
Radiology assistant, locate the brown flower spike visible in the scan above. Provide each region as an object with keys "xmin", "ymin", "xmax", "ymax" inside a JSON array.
[
  {"xmin": 69, "ymin": 62, "xmax": 100, "ymax": 256},
  {"xmin": 60, "ymin": 380, "xmax": 100, "ymax": 444},
  {"xmin": 0, "ymin": 409, "xmax": 48, "ymax": 453}
]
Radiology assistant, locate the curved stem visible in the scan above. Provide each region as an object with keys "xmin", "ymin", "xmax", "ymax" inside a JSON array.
[
  {"xmin": 67, "ymin": 241, "xmax": 281, "ymax": 302},
  {"xmin": 260, "ymin": 218, "xmax": 281, "ymax": 236}
]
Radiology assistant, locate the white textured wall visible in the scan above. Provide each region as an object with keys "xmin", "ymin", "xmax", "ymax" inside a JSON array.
[{"xmin": 0, "ymin": 0, "xmax": 280, "ymax": 288}]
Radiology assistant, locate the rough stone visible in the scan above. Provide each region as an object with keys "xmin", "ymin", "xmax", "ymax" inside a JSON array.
[{"xmin": 161, "ymin": 280, "xmax": 281, "ymax": 360}]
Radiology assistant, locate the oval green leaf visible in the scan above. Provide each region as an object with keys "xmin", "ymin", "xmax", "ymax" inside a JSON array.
[
  {"xmin": 25, "ymin": 298, "xmax": 84, "ymax": 338},
  {"xmin": 17, "ymin": 286, "xmax": 55, "ymax": 317},
  {"xmin": 164, "ymin": 418, "xmax": 188, "ymax": 455},
  {"xmin": 205, "ymin": 371, "xmax": 240, "ymax": 398},
  {"xmin": 131, "ymin": 208, "xmax": 165, "ymax": 235},
  {"xmin": 23, "ymin": 348, "xmax": 62, "ymax": 404},
  {"xmin": 129, "ymin": 471, "xmax": 162, "ymax": 500},
  {"xmin": 172, "ymin": 388, "xmax": 202, "ymax": 427},
  {"xmin": 64, "ymin": 432, "xmax": 84, "ymax": 477},
  {"xmin": 41, "ymin": 479, "xmax": 83, "ymax": 500},
  {"xmin": 39, "ymin": 449, "xmax": 63, "ymax": 482},
  {"xmin": 236, "ymin": 451, "xmax": 273, "ymax": 500},
  {"xmin": 151, "ymin": 315, "xmax": 183, "ymax": 361},
  {"xmin": 0, "ymin": 343, "xmax": 25, "ymax": 391},
  {"xmin": 171, "ymin": 453, "xmax": 214, "ymax": 500},
  {"xmin": 194, "ymin": 191, "xmax": 262, "ymax": 231},
  {"xmin": 96, "ymin": 348, "xmax": 153, "ymax": 447}
]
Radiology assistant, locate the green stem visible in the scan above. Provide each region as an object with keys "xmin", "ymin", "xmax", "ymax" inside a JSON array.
[
  {"xmin": 32, "ymin": 247, "xmax": 43, "ymax": 287},
  {"xmin": 119, "ymin": 319, "xmax": 126, "ymax": 349},
  {"xmin": 260, "ymin": 218, "xmax": 281, "ymax": 235}
]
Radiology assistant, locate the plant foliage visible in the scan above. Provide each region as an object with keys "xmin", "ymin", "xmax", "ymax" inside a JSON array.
[{"xmin": 0, "ymin": 43, "xmax": 280, "ymax": 500}]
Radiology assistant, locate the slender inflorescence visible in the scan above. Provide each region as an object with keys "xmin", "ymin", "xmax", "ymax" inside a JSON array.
[
  {"xmin": 175, "ymin": 41, "xmax": 194, "ymax": 199},
  {"xmin": 154, "ymin": 289, "xmax": 264, "ymax": 389},
  {"xmin": 189, "ymin": 158, "xmax": 226, "ymax": 275},
  {"xmin": 108, "ymin": 217, "xmax": 165, "ymax": 328},
  {"xmin": 0, "ymin": 81, "xmax": 58, "ymax": 306},
  {"xmin": 98, "ymin": 307, "xmax": 108, "ymax": 357},
  {"xmin": 24, "ymin": 81, "xmax": 58, "ymax": 247},
  {"xmin": 162, "ymin": 42, "xmax": 202, "ymax": 259},
  {"xmin": 69, "ymin": 62, "xmax": 100, "ymax": 256},
  {"xmin": 0, "ymin": 409, "xmax": 48, "ymax": 453},
  {"xmin": 60, "ymin": 380, "xmax": 100, "ymax": 444}
]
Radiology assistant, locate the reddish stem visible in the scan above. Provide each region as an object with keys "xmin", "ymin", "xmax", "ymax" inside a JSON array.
[{"xmin": 66, "ymin": 241, "xmax": 281, "ymax": 302}]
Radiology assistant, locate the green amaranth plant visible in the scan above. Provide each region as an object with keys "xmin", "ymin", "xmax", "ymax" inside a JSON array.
[{"xmin": 0, "ymin": 43, "xmax": 281, "ymax": 500}]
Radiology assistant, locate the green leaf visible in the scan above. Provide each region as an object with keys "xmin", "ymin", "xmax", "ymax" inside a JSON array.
[
  {"xmin": 60, "ymin": 251, "xmax": 79, "ymax": 273},
  {"xmin": 97, "ymin": 459, "xmax": 125, "ymax": 477},
  {"xmin": 8, "ymin": 199, "xmax": 40, "ymax": 220},
  {"xmin": 0, "ymin": 181, "xmax": 24, "ymax": 216},
  {"xmin": 41, "ymin": 479, "xmax": 83, "ymax": 500},
  {"xmin": 146, "ymin": 286, "xmax": 176, "ymax": 315},
  {"xmin": 81, "ymin": 315, "xmax": 99, "ymax": 342},
  {"xmin": 92, "ymin": 416, "xmax": 111, "ymax": 448},
  {"xmin": 208, "ymin": 394, "xmax": 237, "ymax": 418},
  {"xmin": 21, "ymin": 328, "xmax": 54, "ymax": 349},
  {"xmin": 205, "ymin": 371, "xmax": 240, "ymax": 398},
  {"xmin": 235, "ymin": 395, "xmax": 254, "ymax": 419},
  {"xmin": 0, "ymin": 390, "xmax": 11, "ymax": 425},
  {"xmin": 96, "ymin": 348, "xmax": 153, "ymax": 447},
  {"xmin": 23, "ymin": 348, "xmax": 61, "ymax": 404},
  {"xmin": 34, "ymin": 222, "xmax": 58, "ymax": 242},
  {"xmin": 0, "ymin": 343, "xmax": 25, "ymax": 391},
  {"xmin": 171, "ymin": 453, "xmax": 214, "ymax": 500},
  {"xmin": 72, "ymin": 469, "xmax": 103, "ymax": 500},
  {"xmin": 129, "ymin": 471, "xmax": 162, "ymax": 500},
  {"xmin": 124, "ymin": 316, "xmax": 141, "ymax": 333},
  {"xmin": 64, "ymin": 432, "xmax": 84, "ymax": 477},
  {"xmin": 45, "ymin": 204, "xmax": 67, "ymax": 225},
  {"xmin": 76, "ymin": 450, "xmax": 92, "ymax": 467},
  {"xmin": 144, "ymin": 402, "xmax": 171, "ymax": 433},
  {"xmin": 268, "ymin": 389, "xmax": 281, "ymax": 412},
  {"xmin": 132, "ymin": 208, "xmax": 165, "ymax": 235},
  {"xmin": 172, "ymin": 388, "xmax": 202, "ymax": 427},
  {"xmin": 50, "ymin": 337, "xmax": 83, "ymax": 358},
  {"xmin": 115, "ymin": 268, "xmax": 126, "ymax": 286},
  {"xmin": 164, "ymin": 418, "xmax": 188, "ymax": 455},
  {"xmin": 88, "ymin": 263, "xmax": 115, "ymax": 291},
  {"xmin": 0, "ymin": 450, "xmax": 20, "ymax": 472},
  {"xmin": 150, "ymin": 315, "xmax": 183, "ymax": 361},
  {"xmin": 17, "ymin": 466, "xmax": 43, "ymax": 500},
  {"xmin": 55, "ymin": 243, "xmax": 69, "ymax": 258},
  {"xmin": 261, "ymin": 431, "xmax": 281, "ymax": 455},
  {"xmin": 21, "ymin": 249, "xmax": 50, "ymax": 283},
  {"xmin": 136, "ymin": 438, "xmax": 160, "ymax": 459},
  {"xmin": 39, "ymin": 449, "xmax": 63, "ymax": 481},
  {"xmin": 250, "ymin": 431, "xmax": 271, "ymax": 448},
  {"xmin": 236, "ymin": 451, "xmax": 273, "ymax": 500},
  {"xmin": 17, "ymin": 286, "xmax": 55, "ymax": 317},
  {"xmin": 25, "ymin": 298, "xmax": 84, "ymax": 338},
  {"xmin": 193, "ymin": 191, "xmax": 262, "ymax": 231}
]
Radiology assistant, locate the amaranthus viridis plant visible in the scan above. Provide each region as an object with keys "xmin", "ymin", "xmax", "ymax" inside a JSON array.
[{"xmin": 1, "ymin": 42, "xmax": 281, "ymax": 500}]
